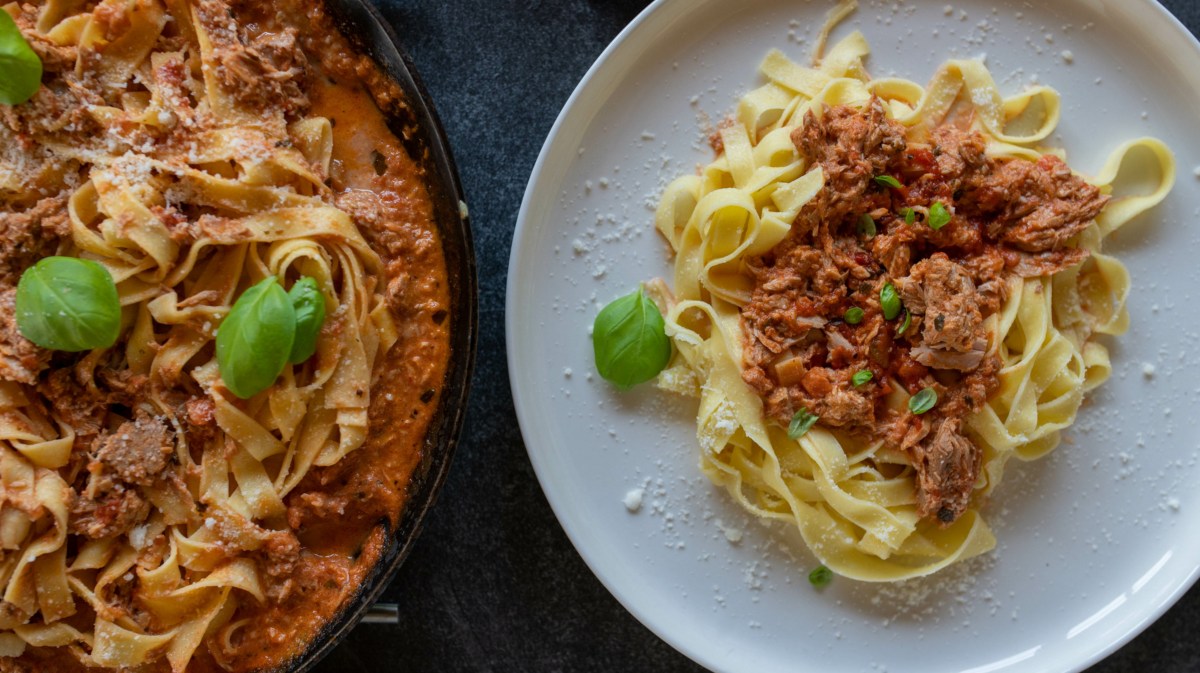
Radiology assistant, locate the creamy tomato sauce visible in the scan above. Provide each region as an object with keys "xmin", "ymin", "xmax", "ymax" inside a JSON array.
[{"xmin": 208, "ymin": 5, "xmax": 452, "ymax": 672}]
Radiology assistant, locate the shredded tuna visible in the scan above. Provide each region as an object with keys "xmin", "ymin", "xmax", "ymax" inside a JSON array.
[
  {"xmin": 894, "ymin": 254, "xmax": 984, "ymax": 354},
  {"xmin": 970, "ymin": 155, "xmax": 1109, "ymax": 252},
  {"xmin": 738, "ymin": 99, "xmax": 1107, "ymax": 525},
  {"xmin": 912, "ymin": 418, "xmax": 981, "ymax": 522}
]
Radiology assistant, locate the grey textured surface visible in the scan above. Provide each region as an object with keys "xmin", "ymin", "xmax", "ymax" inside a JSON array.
[{"xmin": 316, "ymin": 1, "xmax": 1200, "ymax": 671}]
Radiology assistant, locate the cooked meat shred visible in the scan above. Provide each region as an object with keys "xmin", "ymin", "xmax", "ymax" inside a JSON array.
[
  {"xmin": 0, "ymin": 289, "xmax": 48, "ymax": 385},
  {"xmin": 791, "ymin": 98, "xmax": 907, "ymax": 235},
  {"xmin": 895, "ymin": 253, "xmax": 989, "ymax": 371},
  {"xmin": 912, "ymin": 418, "xmax": 981, "ymax": 522},
  {"xmin": 38, "ymin": 368, "xmax": 107, "ymax": 443},
  {"xmin": 0, "ymin": 194, "xmax": 70, "ymax": 286},
  {"xmin": 971, "ymin": 155, "xmax": 1109, "ymax": 252},
  {"xmin": 70, "ymin": 488, "xmax": 151, "ymax": 540},
  {"xmin": 91, "ymin": 414, "xmax": 174, "ymax": 487},
  {"xmin": 739, "ymin": 99, "xmax": 1108, "ymax": 525},
  {"xmin": 194, "ymin": 0, "xmax": 311, "ymax": 115},
  {"xmin": 69, "ymin": 413, "xmax": 176, "ymax": 539}
]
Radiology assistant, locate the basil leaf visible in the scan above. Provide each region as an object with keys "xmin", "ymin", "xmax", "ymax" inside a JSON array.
[
  {"xmin": 593, "ymin": 286, "xmax": 671, "ymax": 389},
  {"xmin": 788, "ymin": 408, "xmax": 819, "ymax": 439},
  {"xmin": 928, "ymin": 201, "xmax": 951, "ymax": 230},
  {"xmin": 908, "ymin": 387, "xmax": 938, "ymax": 415},
  {"xmin": 896, "ymin": 310, "xmax": 912, "ymax": 337},
  {"xmin": 900, "ymin": 207, "xmax": 916, "ymax": 225},
  {"xmin": 843, "ymin": 306, "xmax": 864, "ymax": 325},
  {"xmin": 287, "ymin": 276, "xmax": 326, "ymax": 364},
  {"xmin": 857, "ymin": 213, "xmax": 876, "ymax": 238},
  {"xmin": 851, "ymin": 370, "xmax": 872, "ymax": 386},
  {"xmin": 16, "ymin": 256, "xmax": 120, "ymax": 352},
  {"xmin": 217, "ymin": 277, "xmax": 295, "ymax": 399},
  {"xmin": 0, "ymin": 11, "xmax": 42, "ymax": 106},
  {"xmin": 874, "ymin": 175, "xmax": 903, "ymax": 189},
  {"xmin": 880, "ymin": 283, "xmax": 902, "ymax": 320},
  {"xmin": 808, "ymin": 565, "xmax": 833, "ymax": 588}
]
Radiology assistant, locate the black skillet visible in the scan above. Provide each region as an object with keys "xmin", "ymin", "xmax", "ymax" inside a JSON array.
[{"xmin": 277, "ymin": 0, "xmax": 476, "ymax": 670}]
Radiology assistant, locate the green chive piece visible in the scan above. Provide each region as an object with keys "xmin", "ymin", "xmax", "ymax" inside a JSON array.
[
  {"xmin": 844, "ymin": 307, "xmax": 865, "ymax": 325},
  {"xmin": 874, "ymin": 175, "xmax": 903, "ymax": 189},
  {"xmin": 851, "ymin": 370, "xmax": 873, "ymax": 386},
  {"xmin": 809, "ymin": 565, "xmax": 834, "ymax": 588},
  {"xmin": 857, "ymin": 213, "xmax": 876, "ymax": 238},
  {"xmin": 900, "ymin": 207, "xmax": 916, "ymax": 224},
  {"xmin": 788, "ymin": 408, "xmax": 819, "ymax": 440},
  {"xmin": 896, "ymin": 310, "xmax": 912, "ymax": 337},
  {"xmin": 928, "ymin": 202, "xmax": 951, "ymax": 230},
  {"xmin": 880, "ymin": 283, "xmax": 901, "ymax": 320},
  {"xmin": 908, "ymin": 387, "xmax": 938, "ymax": 414}
]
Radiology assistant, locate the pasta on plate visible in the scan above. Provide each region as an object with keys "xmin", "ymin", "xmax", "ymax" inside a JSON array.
[
  {"xmin": 650, "ymin": 30, "xmax": 1174, "ymax": 581},
  {"xmin": 0, "ymin": 0, "xmax": 451, "ymax": 670}
]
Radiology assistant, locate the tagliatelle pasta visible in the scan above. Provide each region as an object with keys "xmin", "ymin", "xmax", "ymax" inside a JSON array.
[{"xmin": 651, "ymin": 30, "xmax": 1174, "ymax": 581}]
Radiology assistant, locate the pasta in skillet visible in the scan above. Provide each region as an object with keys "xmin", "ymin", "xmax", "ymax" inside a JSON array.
[{"xmin": 0, "ymin": 0, "xmax": 451, "ymax": 669}]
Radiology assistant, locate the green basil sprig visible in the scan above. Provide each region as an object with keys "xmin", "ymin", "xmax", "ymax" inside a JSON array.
[
  {"xmin": 217, "ymin": 277, "xmax": 295, "ymax": 399},
  {"xmin": 16, "ymin": 256, "xmax": 121, "ymax": 352},
  {"xmin": 593, "ymin": 286, "xmax": 671, "ymax": 389},
  {"xmin": 0, "ymin": 11, "xmax": 42, "ymax": 106},
  {"xmin": 287, "ymin": 277, "xmax": 326, "ymax": 364}
]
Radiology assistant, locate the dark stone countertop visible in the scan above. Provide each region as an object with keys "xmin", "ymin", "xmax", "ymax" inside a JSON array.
[{"xmin": 317, "ymin": 1, "xmax": 1200, "ymax": 671}]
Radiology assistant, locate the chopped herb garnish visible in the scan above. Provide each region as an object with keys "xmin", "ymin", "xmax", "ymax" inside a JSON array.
[
  {"xmin": 879, "ymin": 283, "xmax": 901, "ymax": 320},
  {"xmin": 874, "ymin": 175, "xmax": 903, "ymax": 189},
  {"xmin": 844, "ymin": 307, "xmax": 865, "ymax": 325},
  {"xmin": 928, "ymin": 201, "xmax": 951, "ymax": 230},
  {"xmin": 900, "ymin": 207, "xmax": 916, "ymax": 225},
  {"xmin": 851, "ymin": 370, "xmax": 873, "ymax": 386},
  {"xmin": 788, "ymin": 408, "xmax": 819, "ymax": 440},
  {"xmin": 908, "ymin": 387, "xmax": 938, "ymax": 415},
  {"xmin": 857, "ymin": 213, "xmax": 876, "ymax": 237},
  {"xmin": 809, "ymin": 565, "xmax": 834, "ymax": 588},
  {"xmin": 896, "ymin": 310, "xmax": 912, "ymax": 337}
]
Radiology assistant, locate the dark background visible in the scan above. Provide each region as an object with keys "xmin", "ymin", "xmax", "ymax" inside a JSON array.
[{"xmin": 319, "ymin": 1, "xmax": 1200, "ymax": 671}]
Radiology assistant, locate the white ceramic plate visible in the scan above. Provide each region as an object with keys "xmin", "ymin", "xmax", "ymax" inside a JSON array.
[{"xmin": 507, "ymin": 1, "xmax": 1200, "ymax": 671}]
